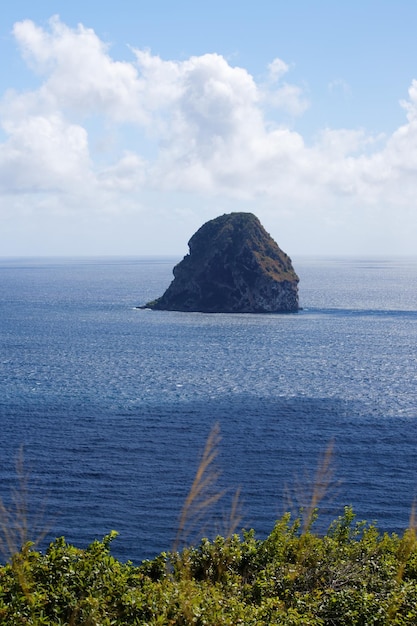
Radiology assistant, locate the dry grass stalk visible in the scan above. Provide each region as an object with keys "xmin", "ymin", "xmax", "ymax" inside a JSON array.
[
  {"xmin": 212, "ymin": 486, "xmax": 244, "ymax": 542},
  {"xmin": 0, "ymin": 446, "xmax": 51, "ymax": 562},
  {"xmin": 173, "ymin": 423, "xmax": 226, "ymax": 552},
  {"xmin": 396, "ymin": 499, "xmax": 417, "ymax": 584},
  {"xmin": 284, "ymin": 439, "xmax": 339, "ymax": 533},
  {"xmin": 223, "ymin": 486, "xmax": 243, "ymax": 538}
]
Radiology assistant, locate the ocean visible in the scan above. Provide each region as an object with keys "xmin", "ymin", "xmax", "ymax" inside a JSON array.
[{"xmin": 0, "ymin": 256, "xmax": 416, "ymax": 563}]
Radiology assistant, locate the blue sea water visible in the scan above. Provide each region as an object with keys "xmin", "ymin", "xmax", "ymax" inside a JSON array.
[{"xmin": 0, "ymin": 256, "xmax": 416, "ymax": 563}]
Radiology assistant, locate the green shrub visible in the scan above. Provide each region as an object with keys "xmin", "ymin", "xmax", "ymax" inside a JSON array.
[{"xmin": 1, "ymin": 507, "xmax": 417, "ymax": 624}]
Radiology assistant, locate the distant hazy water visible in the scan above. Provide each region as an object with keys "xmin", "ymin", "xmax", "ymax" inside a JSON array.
[{"xmin": 0, "ymin": 256, "xmax": 416, "ymax": 562}]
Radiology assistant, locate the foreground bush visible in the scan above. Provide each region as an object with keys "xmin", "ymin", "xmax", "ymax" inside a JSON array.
[{"xmin": 1, "ymin": 508, "xmax": 417, "ymax": 624}]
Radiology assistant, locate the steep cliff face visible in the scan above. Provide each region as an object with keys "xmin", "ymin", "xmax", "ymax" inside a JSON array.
[{"xmin": 144, "ymin": 212, "xmax": 299, "ymax": 313}]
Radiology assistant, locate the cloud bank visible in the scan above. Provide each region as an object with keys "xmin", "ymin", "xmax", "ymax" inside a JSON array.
[{"xmin": 1, "ymin": 16, "xmax": 416, "ymax": 254}]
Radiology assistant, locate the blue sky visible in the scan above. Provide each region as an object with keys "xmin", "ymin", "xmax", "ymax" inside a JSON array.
[{"xmin": 1, "ymin": 1, "xmax": 417, "ymax": 256}]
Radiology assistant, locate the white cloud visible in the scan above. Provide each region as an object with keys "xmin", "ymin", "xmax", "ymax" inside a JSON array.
[
  {"xmin": 98, "ymin": 152, "xmax": 146, "ymax": 191},
  {"xmin": 261, "ymin": 56, "xmax": 309, "ymax": 116},
  {"xmin": 147, "ymin": 52, "xmax": 265, "ymax": 191},
  {"xmin": 400, "ymin": 79, "xmax": 417, "ymax": 122},
  {"xmin": 0, "ymin": 113, "xmax": 91, "ymax": 192},
  {"xmin": 328, "ymin": 78, "xmax": 351, "ymax": 96},
  {"xmin": 268, "ymin": 58, "xmax": 290, "ymax": 82},
  {"xmin": 264, "ymin": 82, "xmax": 310, "ymax": 117},
  {"xmin": 12, "ymin": 16, "xmax": 146, "ymax": 124},
  {"xmin": 315, "ymin": 128, "xmax": 382, "ymax": 158},
  {"xmin": 0, "ymin": 16, "xmax": 417, "ymax": 254}
]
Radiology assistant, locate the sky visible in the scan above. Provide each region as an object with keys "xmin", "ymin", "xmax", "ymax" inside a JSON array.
[{"xmin": 1, "ymin": 1, "xmax": 417, "ymax": 257}]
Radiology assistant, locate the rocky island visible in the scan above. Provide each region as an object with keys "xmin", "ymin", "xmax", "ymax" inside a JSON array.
[{"xmin": 143, "ymin": 212, "xmax": 299, "ymax": 313}]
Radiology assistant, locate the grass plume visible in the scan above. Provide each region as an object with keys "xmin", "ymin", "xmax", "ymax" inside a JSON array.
[
  {"xmin": 173, "ymin": 423, "xmax": 226, "ymax": 552},
  {"xmin": 284, "ymin": 438, "xmax": 339, "ymax": 533},
  {"xmin": 0, "ymin": 446, "xmax": 51, "ymax": 563},
  {"xmin": 221, "ymin": 486, "xmax": 243, "ymax": 539}
]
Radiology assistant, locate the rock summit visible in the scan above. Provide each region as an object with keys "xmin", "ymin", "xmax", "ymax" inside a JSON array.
[{"xmin": 143, "ymin": 212, "xmax": 299, "ymax": 313}]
